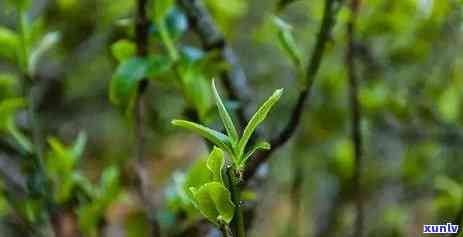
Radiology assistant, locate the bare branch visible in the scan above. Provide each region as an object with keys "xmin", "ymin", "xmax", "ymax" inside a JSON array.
[
  {"xmin": 244, "ymin": 0, "xmax": 340, "ymax": 180},
  {"xmin": 133, "ymin": 0, "xmax": 161, "ymax": 236},
  {"xmin": 346, "ymin": 0, "xmax": 364, "ymax": 236}
]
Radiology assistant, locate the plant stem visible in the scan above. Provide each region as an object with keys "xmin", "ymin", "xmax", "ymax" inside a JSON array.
[
  {"xmin": 244, "ymin": 0, "xmax": 340, "ymax": 181},
  {"xmin": 134, "ymin": 0, "xmax": 161, "ymax": 236},
  {"xmin": 220, "ymin": 223, "xmax": 233, "ymax": 237},
  {"xmin": 177, "ymin": 0, "xmax": 251, "ymax": 130},
  {"xmin": 346, "ymin": 0, "xmax": 364, "ymax": 236},
  {"xmin": 226, "ymin": 167, "xmax": 246, "ymax": 237}
]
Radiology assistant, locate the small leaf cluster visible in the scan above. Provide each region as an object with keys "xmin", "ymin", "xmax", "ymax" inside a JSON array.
[
  {"xmin": 183, "ymin": 147, "xmax": 235, "ymax": 225},
  {"xmin": 77, "ymin": 166, "xmax": 122, "ymax": 237},
  {"xmin": 172, "ymin": 80, "xmax": 283, "ymax": 171},
  {"xmin": 0, "ymin": 1, "xmax": 60, "ymax": 76},
  {"xmin": 45, "ymin": 132, "xmax": 90, "ymax": 203},
  {"xmin": 0, "ymin": 1, "xmax": 60, "ymax": 153},
  {"xmin": 110, "ymin": 0, "xmax": 224, "ymax": 121},
  {"xmin": 171, "ymin": 80, "xmax": 282, "ymax": 227}
]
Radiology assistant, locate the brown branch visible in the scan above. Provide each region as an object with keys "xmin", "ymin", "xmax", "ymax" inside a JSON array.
[
  {"xmin": 177, "ymin": 0, "xmax": 251, "ymax": 130},
  {"xmin": 346, "ymin": 0, "xmax": 363, "ymax": 236},
  {"xmin": 244, "ymin": 0, "xmax": 340, "ymax": 181},
  {"xmin": 133, "ymin": 0, "xmax": 161, "ymax": 236}
]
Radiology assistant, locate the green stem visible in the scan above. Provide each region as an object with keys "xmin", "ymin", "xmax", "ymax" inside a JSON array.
[
  {"xmin": 226, "ymin": 167, "xmax": 246, "ymax": 237},
  {"xmin": 220, "ymin": 222, "xmax": 233, "ymax": 237},
  {"xmin": 159, "ymin": 21, "xmax": 179, "ymax": 61}
]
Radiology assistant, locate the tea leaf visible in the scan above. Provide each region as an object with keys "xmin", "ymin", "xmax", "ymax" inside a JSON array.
[
  {"xmin": 110, "ymin": 56, "xmax": 171, "ymax": 111},
  {"xmin": 0, "ymin": 27, "xmax": 19, "ymax": 62},
  {"xmin": 207, "ymin": 147, "xmax": 225, "ymax": 183},
  {"xmin": 111, "ymin": 39, "xmax": 136, "ymax": 62},
  {"xmin": 191, "ymin": 182, "xmax": 235, "ymax": 224},
  {"xmin": 171, "ymin": 120, "xmax": 233, "ymax": 154},
  {"xmin": 184, "ymin": 159, "xmax": 211, "ymax": 201},
  {"xmin": 237, "ymin": 89, "xmax": 283, "ymax": 158},
  {"xmin": 240, "ymin": 141, "xmax": 270, "ymax": 167},
  {"xmin": 212, "ymin": 80, "xmax": 239, "ymax": 142}
]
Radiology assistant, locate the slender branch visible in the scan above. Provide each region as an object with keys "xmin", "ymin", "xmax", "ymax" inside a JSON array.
[
  {"xmin": 244, "ymin": 0, "xmax": 339, "ymax": 181},
  {"xmin": 346, "ymin": 0, "xmax": 363, "ymax": 236},
  {"xmin": 133, "ymin": 0, "xmax": 161, "ymax": 236},
  {"xmin": 177, "ymin": 0, "xmax": 251, "ymax": 130}
]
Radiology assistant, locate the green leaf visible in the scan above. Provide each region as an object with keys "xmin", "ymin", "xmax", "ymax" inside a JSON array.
[
  {"xmin": 0, "ymin": 74, "xmax": 19, "ymax": 98},
  {"xmin": 273, "ymin": 16, "xmax": 303, "ymax": 70},
  {"xmin": 111, "ymin": 39, "xmax": 136, "ymax": 62},
  {"xmin": 438, "ymin": 86, "xmax": 460, "ymax": 123},
  {"xmin": 99, "ymin": 166, "xmax": 120, "ymax": 200},
  {"xmin": 46, "ymin": 132, "xmax": 87, "ymax": 174},
  {"xmin": 177, "ymin": 61, "xmax": 213, "ymax": 121},
  {"xmin": 184, "ymin": 159, "xmax": 211, "ymax": 201},
  {"xmin": 171, "ymin": 120, "xmax": 233, "ymax": 154},
  {"xmin": 0, "ymin": 27, "xmax": 19, "ymax": 62},
  {"xmin": 206, "ymin": 147, "xmax": 225, "ymax": 183},
  {"xmin": 190, "ymin": 182, "xmax": 235, "ymax": 224},
  {"xmin": 110, "ymin": 56, "xmax": 171, "ymax": 111},
  {"xmin": 71, "ymin": 132, "xmax": 87, "ymax": 160},
  {"xmin": 28, "ymin": 32, "xmax": 60, "ymax": 75},
  {"xmin": 212, "ymin": 80, "xmax": 239, "ymax": 143},
  {"xmin": 237, "ymin": 89, "xmax": 283, "ymax": 158},
  {"xmin": 240, "ymin": 141, "xmax": 270, "ymax": 167}
]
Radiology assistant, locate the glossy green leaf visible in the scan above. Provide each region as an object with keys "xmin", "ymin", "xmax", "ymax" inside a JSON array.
[
  {"xmin": 184, "ymin": 159, "xmax": 211, "ymax": 201},
  {"xmin": 111, "ymin": 39, "xmax": 136, "ymax": 62},
  {"xmin": 171, "ymin": 120, "xmax": 233, "ymax": 154},
  {"xmin": 190, "ymin": 182, "xmax": 235, "ymax": 224},
  {"xmin": 110, "ymin": 56, "xmax": 171, "ymax": 111},
  {"xmin": 206, "ymin": 147, "xmax": 225, "ymax": 183},
  {"xmin": 240, "ymin": 141, "xmax": 270, "ymax": 168},
  {"xmin": 211, "ymin": 80, "xmax": 239, "ymax": 143},
  {"xmin": 0, "ymin": 27, "xmax": 19, "ymax": 62},
  {"xmin": 237, "ymin": 89, "xmax": 283, "ymax": 158}
]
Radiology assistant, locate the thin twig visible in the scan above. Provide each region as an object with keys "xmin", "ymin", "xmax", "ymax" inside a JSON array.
[
  {"xmin": 133, "ymin": 0, "xmax": 161, "ymax": 236},
  {"xmin": 244, "ymin": 0, "xmax": 340, "ymax": 181},
  {"xmin": 177, "ymin": 0, "xmax": 251, "ymax": 130},
  {"xmin": 346, "ymin": 0, "xmax": 364, "ymax": 236}
]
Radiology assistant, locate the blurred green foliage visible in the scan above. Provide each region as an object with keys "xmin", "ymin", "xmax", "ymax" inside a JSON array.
[{"xmin": 0, "ymin": 0, "xmax": 462, "ymax": 236}]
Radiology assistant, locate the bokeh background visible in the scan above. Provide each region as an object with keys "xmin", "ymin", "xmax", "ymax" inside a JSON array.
[{"xmin": 1, "ymin": 0, "xmax": 463, "ymax": 236}]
